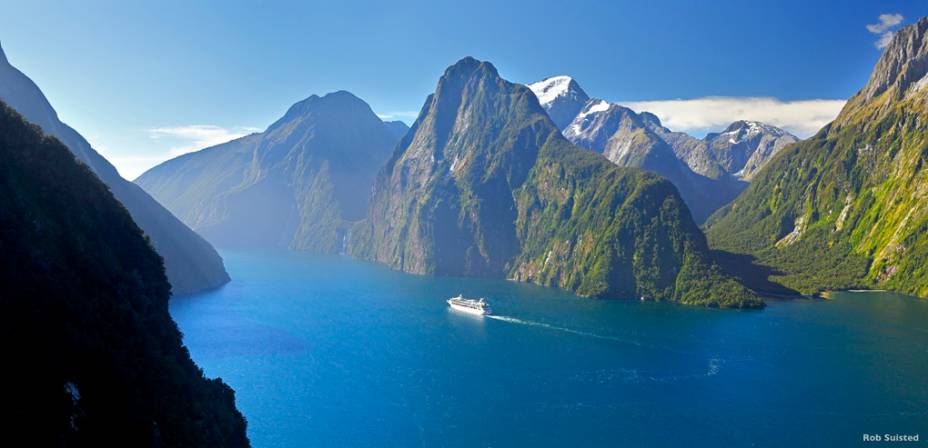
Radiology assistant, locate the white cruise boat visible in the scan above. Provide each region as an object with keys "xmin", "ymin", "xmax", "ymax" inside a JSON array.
[{"xmin": 447, "ymin": 295, "xmax": 492, "ymax": 315}]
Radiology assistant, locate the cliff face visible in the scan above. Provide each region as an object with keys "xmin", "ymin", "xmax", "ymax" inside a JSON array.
[
  {"xmin": 350, "ymin": 57, "xmax": 761, "ymax": 308},
  {"xmin": 136, "ymin": 91, "xmax": 401, "ymax": 252},
  {"xmin": 0, "ymin": 43, "xmax": 228, "ymax": 295},
  {"xmin": 707, "ymin": 18, "xmax": 928, "ymax": 298},
  {"xmin": 0, "ymin": 101, "xmax": 248, "ymax": 446}
]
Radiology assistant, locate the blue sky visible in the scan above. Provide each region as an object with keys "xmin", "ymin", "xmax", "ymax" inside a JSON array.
[{"xmin": 0, "ymin": 0, "xmax": 921, "ymax": 178}]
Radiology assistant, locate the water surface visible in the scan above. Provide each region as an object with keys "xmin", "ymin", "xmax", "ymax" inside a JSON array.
[{"xmin": 171, "ymin": 251, "xmax": 928, "ymax": 447}]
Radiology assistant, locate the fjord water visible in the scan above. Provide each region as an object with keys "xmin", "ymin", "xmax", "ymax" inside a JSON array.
[{"xmin": 171, "ymin": 251, "xmax": 928, "ymax": 447}]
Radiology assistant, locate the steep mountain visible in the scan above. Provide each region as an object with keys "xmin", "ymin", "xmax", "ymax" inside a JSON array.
[
  {"xmin": 641, "ymin": 117, "xmax": 799, "ymax": 181},
  {"xmin": 527, "ymin": 75, "xmax": 590, "ymax": 130},
  {"xmin": 635, "ymin": 111, "xmax": 730, "ymax": 179},
  {"xmin": 529, "ymin": 76, "xmax": 797, "ymax": 222},
  {"xmin": 704, "ymin": 121, "xmax": 799, "ymax": 179},
  {"xmin": 383, "ymin": 120, "xmax": 411, "ymax": 139},
  {"xmin": 136, "ymin": 91, "xmax": 402, "ymax": 251},
  {"xmin": 0, "ymin": 43, "xmax": 228, "ymax": 295},
  {"xmin": 349, "ymin": 57, "xmax": 761, "ymax": 308},
  {"xmin": 706, "ymin": 18, "xmax": 928, "ymax": 297},
  {"xmin": 0, "ymin": 101, "xmax": 247, "ymax": 446},
  {"xmin": 563, "ymin": 99, "xmax": 746, "ymax": 222}
]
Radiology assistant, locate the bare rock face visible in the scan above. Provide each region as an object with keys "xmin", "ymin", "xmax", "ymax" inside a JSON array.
[
  {"xmin": 705, "ymin": 121, "xmax": 799, "ymax": 180},
  {"xmin": 859, "ymin": 17, "xmax": 928, "ymax": 102}
]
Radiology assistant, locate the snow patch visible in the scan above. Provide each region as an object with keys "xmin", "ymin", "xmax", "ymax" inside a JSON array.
[
  {"xmin": 528, "ymin": 76, "xmax": 575, "ymax": 106},
  {"xmin": 586, "ymin": 99, "xmax": 610, "ymax": 114}
]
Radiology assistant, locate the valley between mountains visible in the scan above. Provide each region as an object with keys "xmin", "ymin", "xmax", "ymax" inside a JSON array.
[
  {"xmin": 132, "ymin": 19, "xmax": 928, "ymax": 304},
  {"xmin": 4, "ymin": 12, "xmax": 928, "ymax": 447}
]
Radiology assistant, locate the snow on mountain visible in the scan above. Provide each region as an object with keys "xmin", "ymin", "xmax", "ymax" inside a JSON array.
[{"xmin": 527, "ymin": 75, "xmax": 590, "ymax": 130}]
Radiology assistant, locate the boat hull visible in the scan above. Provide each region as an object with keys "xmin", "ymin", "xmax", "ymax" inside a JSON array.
[{"xmin": 447, "ymin": 300, "xmax": 490, "ymax": 316}]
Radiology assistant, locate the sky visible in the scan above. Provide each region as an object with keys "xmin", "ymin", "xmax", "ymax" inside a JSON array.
[{"xmin": 0, "ymin": 0, "xmax": 922, "ymax": 179}]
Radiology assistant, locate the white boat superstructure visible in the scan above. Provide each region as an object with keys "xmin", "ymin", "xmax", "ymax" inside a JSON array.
[{"xmin": 447, "ymin": 295, "xmax": 492, "ymax": 315}]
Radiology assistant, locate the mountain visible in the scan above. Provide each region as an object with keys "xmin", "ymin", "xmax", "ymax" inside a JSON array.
[
  {"xmin": 0, "ymin": 43, "xmax": 228, "ymax": 295},
  {"xmin": 529, "ymin": 76, "xmax": 797, "ymax": 222},
  {"xmin": 0, "ymin": 101, "xmax": 247, "ymax": 446},
  {"xmin": 638, "ymin": 112, "xmax": 730, "ymax": 179},
  {"xmin": 383, "ymin": 120, "xmax": 411, "ymax": 139},
  {"xmin": 642, "ymin": 117, "xmax": 799, "ymax": 181},
  {"xmin": 703, "ymin": 121, "xmax": 799, "ymax": 180},
  {"xmin": 527, "ymin": 75, "xmax": 590, "ymax": 130},
  {"xmin": 136, "ymin": 91, "xmax": 402, "ymax": 251},
  {"xmin": 349, "ymin": 57, "xmax": 761, "ymax": 308},
  {"xmin": 562, "ymin": 99, "xmax": 746, "ymax": 222},
  {"xmin": 706, "ymin": 18, "xmax": 928, "ymax": 298}
]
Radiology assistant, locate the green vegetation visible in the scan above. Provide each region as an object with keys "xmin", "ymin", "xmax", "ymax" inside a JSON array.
[
  {"xmin": 0, "ymin": 101, "xmax": 248, "ymax": 446},
  {"xmin": 351, "ymin": 57, "xmax": 762, "ymax": 308},
  {"xmin": 512, "ymin": 137, "xmax": 759, "ymax": 307},
  {"xmin": 706, "ymin": 31, "xmax": 928, "ymax": 298}
]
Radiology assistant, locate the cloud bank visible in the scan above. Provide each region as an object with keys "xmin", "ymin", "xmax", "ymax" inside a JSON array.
[
  {"xmin": 148, "ymin": 124, "xmax": 259, "ymax": 154},
  {"xmin": 867, "ymin": 13, "xmax": 904, "ymax": 49},
  {"xmin": 376, "ymin": 111, "xmax": 419, "ymax": 122},
  {"xmin": 106, "ymin": 124, "xmax": 259, "ymax": 180},
  {"xmin": 619, "ymin": 96, "xmax": 846, "ymax": 138}
]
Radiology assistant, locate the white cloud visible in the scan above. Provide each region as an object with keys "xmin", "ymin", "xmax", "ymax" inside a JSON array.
[
  {"xmin": 867, "ymin": 13, "xmax": 904, "ymax": 49},
  {"xmin": 97, "ymin": 124, "xmax": 261, "ymax": 180},
  {"xmin": 874, "ymin": 31, "xmax": 897, "ymax": 49},
  {"xmin": 619, "ymin": 97, "xmax": 846, "ymax": 138},
  {"xmin": 148, "ymin": 124, "xmax": 259, "ymax": 155},
  {"xmin": 376, "ymin": 111, "xmax": 419, "ymax": 122},
  {"xmin": 866, "ymin": 13, "xmax": 903, "ymax": 34}
]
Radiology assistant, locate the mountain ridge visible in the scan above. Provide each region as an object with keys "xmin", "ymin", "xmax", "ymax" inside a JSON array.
[
  {"xmin": 706, "ymin": 18, "xmax": 928, "ymax": 298},
  {"xmin": 0, "ymin": 100, "xmax": 248, "ymax": 446},
  {"xmin": 136, "ymin": 90, "xmax": 403, "ymax": 251},
  {"xmin": 528, "ymin": 76, "xmax": 797, "ymax": 221},
  {"xmin": 0, "ymin": 43, "xmax": 229, "ymax": 295},
  {"xmin": 349, "ymin": 57, "xmax": 761, "ymax": 308}
]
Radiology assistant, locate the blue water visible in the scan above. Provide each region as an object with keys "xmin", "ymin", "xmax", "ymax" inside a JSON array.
[{"xmin": 170, "ymin": 251, "xmax": 928, "ymax": 447}]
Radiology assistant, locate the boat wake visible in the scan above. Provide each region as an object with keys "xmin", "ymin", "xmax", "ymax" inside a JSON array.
[{"xmin": 486, "ymin": 315, "xmax": 641, "ymax": 345}]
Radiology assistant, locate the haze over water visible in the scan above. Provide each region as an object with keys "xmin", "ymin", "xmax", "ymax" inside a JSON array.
[{"xmin": 171, "ymin": 250, "xmax": 928, "ymax": 447}]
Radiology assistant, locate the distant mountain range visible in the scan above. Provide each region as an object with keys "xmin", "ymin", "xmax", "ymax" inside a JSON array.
[
  {"xmin": 348, "ymin": 57, "xmax": 760, "ymax": 307},
  {"xmin": 0, "ymin": 44, "xmax": 229, "ymax": 295},
  {"xmin": 0, "ymin": 99, "xmax": 247, "ymax": 446},
  {"xmin": 526, "ymin": 76, "xmax": 590, "ymax": 130},
  {"xmin": 528, "ymin": 76, "xmax": 798, "ymax": 222},
  {"xmin": 136, "ymin": 91, "xmax": 406, "ymax": 251},
  {"xmin": 707, "ymin": 18, "xmax": 928, "ymax": 298},
  {"xmin": 134, "ymin": 57, "xmax": 761, "ymax": 307}
]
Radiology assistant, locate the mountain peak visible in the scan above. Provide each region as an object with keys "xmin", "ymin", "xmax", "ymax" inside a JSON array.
[
  {"xmin": 272, "ymin": 90, "xmax": 379, "ymax": 131},
  {"xmin": 860, "ymin": 17, "xmax": 928, "ymax": 101},
  {"xmin": 527, "ymin": 75, "xmax": 589, "ymax": 107},
  {"xmin": 527, "ymin": 75, "xmax": 591, "ymax": 130},
  {"xmin": 443, "ymin": 57, "xmax": 499, "ymax": 81},
  {"xmin": 722, "ymin": 120, "xmax": 788, "ymax": 137}
]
